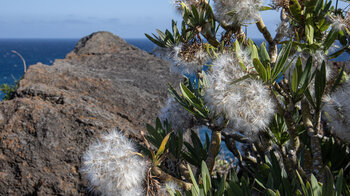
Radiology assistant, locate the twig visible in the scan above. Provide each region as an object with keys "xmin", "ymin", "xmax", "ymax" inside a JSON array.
[
  {"xmin": 273, "ymin": 82, "xmax": 290, "ymax": 103},
  {"xmin": 140, "ymin": 130, "xmax": 152, "ymax": 150},
  {"xmin": 222, "ymin": 131, "xmax": 250, "ymax": 144},
  {"xmin": 256, "ymin": 16, "xmax": 273, "ymax": 44}
]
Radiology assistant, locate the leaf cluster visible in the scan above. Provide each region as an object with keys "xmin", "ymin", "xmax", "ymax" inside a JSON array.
[{"xmin": 0, "ymin": 80, "xmax": 19, "ymax": 100}]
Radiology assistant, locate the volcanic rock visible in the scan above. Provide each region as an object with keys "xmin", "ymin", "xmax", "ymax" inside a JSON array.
[{"xmin": 0, "ymin": 31, "xmax": 181, "ymax": 195}]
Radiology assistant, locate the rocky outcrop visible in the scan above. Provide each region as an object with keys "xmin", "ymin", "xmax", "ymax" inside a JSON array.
[{"xmin": 0, "ymin": 31, "xmax": 181, "ymax": 195}]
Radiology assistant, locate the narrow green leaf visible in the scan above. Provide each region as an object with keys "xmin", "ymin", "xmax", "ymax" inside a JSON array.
[
  {"xmin": 166, "ymin": 184, "xmax": 176, "ymax": 196},
  {"xmin": 201, "ymin": 161, "xmax": 211, "ymax": 194},
  {"xmin": 296, "ymin": 171, "xmax": 308, "ymax": 196},
  {"xmin": 260, "ymin": 6, "xmax": 273, "ymax": 11},
  {"xmin": 273, "ymin": 41, "xmax": 292, "ymax": 80},
  {"xmin": 291, "ymin": 66, "xmax": 299, "ymax": 93},
  {"xmin": 305, "ymin": 13, "xmax": 314, "ymax": 44},
  {"xmin": 324, "ymin": 29, "xmax": 338, "ymax": 50},
  {"xmin": 179, "ymin": 83, "xmax": 207, "ymax": 118},
  {"xmin": 306, "ymin": 182, "xmax": 312, "ymax": 196},
  {"xmin": 156, "ymin": 29, "xmax": 167, "ymax": 40},
  {"xmin": 304, "ymin": 89, "xmax": 316, "ymax": 109},
  {"xmin": 315, "ymin": 61, "xmax": 326, "ymax": 109},
  {"xmin": 234, "ymin": 40, "xmax": 247, "ymax": 70},
  {"xmin": 190, "ymin": 130, "xmax": 207, "ymax": 159},
  {"xmin": 255, "ymin": 179, "xmax": 266, "ymax": 189},
  {"xmin": 191, "ymin": 186, "xmax": 199, "ymax": 196},
  {"xmin": 296, "ymin": 57, "xmax": 303, "ymax": 80},
  {"xmin": 188, "ymin": 164, "xmax": 200, "ymax": 194},
  {"xmin": 145, "ymin": 33, "xmax": 165, "ymax": 47},
  {"xmin": 259, "ymin": 42, "xmax": 271, "ymax": 63},
  {"xmin": 216, "ymin": 175, "xmax": 226, "ymax": 196},
  {"xmin": 249, "ymin": 39, "xmax": 259, "ymax": 60},
  {"xmin": 253, "ymin": 58, "xmax": 268, "ymax": 82},
  {"xmin": 267, "ymin": 189, "xmax": 277, "ymax": 196},
  {"xmin": 314, "ymin": 0, "xmax": 323, "ymax": 14},
  {"xmin": 175, "ymin": 190, "xmax": 182, "ymax": 196},
  {"xmin": 335, "ymin": 169, "xmax": 344, "ymax": 196},
  {"xmin": 169, "ymin": 83, "xmax": 204, "ymax": 119},
  {"xmin": 191, "ymin": 5, "xmax": 200, "ymax": 23},
  {"xmin": 311, "ymin": 174, "xmax": 322, "ymax": 196},
  {"xmin": 266, "ymin": 63, "xmax": 272, "ymax": 80},
  {"xmin": 176, "ymin": 131, "xmax": 183, "ymax": 158},
  {"xmin": 322, "ymin": 166, "xmax": 334, "ymax": 196},
  {"xmin": 296, "ymin": 57, "xmax": 313, "ymax": 96},
  {"xmin": 231, "ymin": 74, "xmax": 256, "ymax": 85},
  {"xmin": 328, "ymin": 45, "xmax": 349, "ymax": 59}
]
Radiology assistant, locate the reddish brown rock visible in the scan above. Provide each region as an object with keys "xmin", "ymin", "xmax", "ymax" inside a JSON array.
[{"xmin": 0, "ymin": 31, "xmax": 181, "ymax": 195}]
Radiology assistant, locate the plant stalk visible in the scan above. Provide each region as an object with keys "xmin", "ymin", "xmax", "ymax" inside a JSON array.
[
  {"xmin": 301, "ymin": 99, "xmax": 324, "ymax": 181},
  {"xmin": 205, "ymin": 130, "xmax": 222, "ymax": 173},
  {"xmin": 256, "ymin": 16, "xmax": 278, "ymax": 63}
]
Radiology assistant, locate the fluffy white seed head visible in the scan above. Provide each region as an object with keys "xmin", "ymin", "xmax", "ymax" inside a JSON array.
[
  {"xmin": 312, "ymin": 50, "xmax": 328, "ymax": 67},
  {"xmin": 275, "ymin": 20, "xmax": 293, "ymax": 41},
  {"xmin": 152, "ymin": 47, "xmax": 173, "ymax": 62},
  {"xmin": 322, "ymin": 82, "xmax": 350, "ymax": 143},
  {"xmin": 172, "ymin": 44, "xmax": 210, "ymax": 74},
  {"xmin": 80, "ymin": 129, "xmax": 147, "ymax": 196},
  {"xmin": 159, "ymin": 97, "xmax": 197, "ymax": 133},
  {"xmin": 152, "ymin": 45, "xmax": 209, "ymax": 75},
  {"xmin": 171, "ymin": 0, "xmax": 204, "ymax": 12},
  {"xmin": 214, "ymin": 0, "xmax": 262, "ymax": 26},
  {"xmin": 204, "ymin": 54, "xmax": 276, "ymax": 134},
  {"xmin": 330, "ymin": 14, "xmax": 347, "ymax": 32}
]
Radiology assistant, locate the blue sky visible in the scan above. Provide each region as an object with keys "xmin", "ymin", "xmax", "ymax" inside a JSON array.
[
  {"xmin": 0, "ymin": 0, "xmax": 181, "ymax": 38},
  {"xmin": 0, "ymin": 0, "xmax": 347, "ymax": 39}
]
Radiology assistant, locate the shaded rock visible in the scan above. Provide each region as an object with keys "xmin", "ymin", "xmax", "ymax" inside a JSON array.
[{"xmin": 0, "ymin": 31, "xmax": 182, "ymax": 195}]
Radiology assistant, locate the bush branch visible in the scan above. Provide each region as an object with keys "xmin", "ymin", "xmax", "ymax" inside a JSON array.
[
  {"xmin": 205, "ymin": 129, "xmax": 222, "ymax": 173},
  {"xmin": 301, "ymin": 99, "xmax": 324, "ymax": 181},
  {"xmin": 151, "ymin": 166, "xmax": 192, "ymax": 191},
  {"xmin": 256, "ymin": 16, "xmax": 278, "ymax": 63}
]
